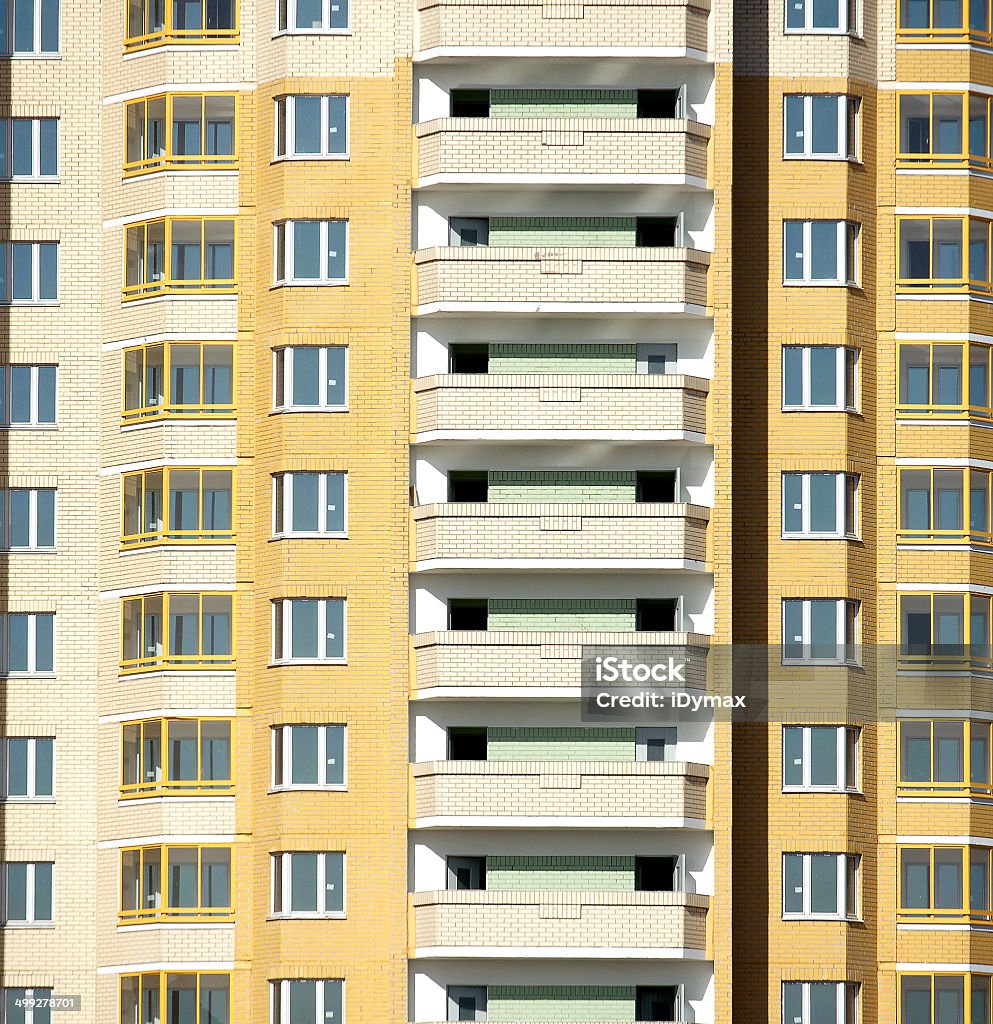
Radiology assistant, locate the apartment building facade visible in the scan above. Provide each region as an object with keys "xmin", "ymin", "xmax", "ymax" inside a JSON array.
[{"xmin": 0, "ymin": 0, "xmax": 986, "ymax": 1016}]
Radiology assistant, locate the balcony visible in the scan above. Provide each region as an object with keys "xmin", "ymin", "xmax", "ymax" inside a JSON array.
[
  {"xmin": 410, "ymin": 889, "xmax": 708, "ymax": 956},
  {"xmin": 415, "ymin": 0, "xmax": 709, "ymax": 56},
  {"xmin": 413, "ymin": 247, "xmax": 709, "ymax": 314},
  {"xmin": 413, "ymin": 374, "xmax": 708, "ymax": 440},
  {"xmin": 410, "ymin": 760, "xmax": 709, "ymax": 825},
  {"xmin": 412, "ymin": 629, "xmax": 709, "ymax": 696},
  {"xmin": 416, "ymin": 118, "xmax": 709, "ymax": 186},
  {"xmin": 412, "ymin": 502, "xmax": 708, "ymax": 570}
]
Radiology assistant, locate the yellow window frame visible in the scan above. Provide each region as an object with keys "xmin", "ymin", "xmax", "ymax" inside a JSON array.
[
  {"xmin": 123, "ymin": 0, "xmax": 239, "ymax": 50},
  {"xmin": 897, "ymin": 341, "xmax": 993, "ymax": 419},
  {"xmin": 121, "ymin": 466, "xmax": 235, "ymax": 547},
  {"xmin": 896, "ymin": 91, "xmax": 993, "ymax": 168},
  {"xmin": 119, "ymin": 716, "xmax": 234, "ymax": 798},
  {"xmin": 119, "ymin": 843, "xmax": 234, "ymax": 923},
  {"xmin": 123, "ymin": 94, "xmax": 239, "ymax": 176},
  {"xmin": 123, "ymin": 217, "xmax": 237, "ymax": 300},
  {"xmin": 897, "ymin": 466, "xmax": 993, "ymax": 544},
  {"xmin": 897, "ymin": 844, "xmax": 993, "ymax": 921},
  {"xmin": 896, "ymin": 215, "xmax": 993, "ymax": 293},
  {"xmin": 898, "ymin": 719, "xmax": 993, "ymax": 796},
  {"xmin": 119, "ymin": 592, "xmax": 235, "ymax": 673},
  {"xmin": 121, "ymin": 341, "xmax": 236, "ymax": 422},
  {"xmin": 899, "ymin": 591, "xmax": 993, "ymax": 669},
  {"xmin": 118, "ymin": 972, "xmax": 233, "ymax": 1024},
  {"xmin": 897, "ymin": 0, "xmax": 992, "ymax": 44},
  {"xmin": 897, "ymin": 973, "xmax": 993, "ymax": 1023}
]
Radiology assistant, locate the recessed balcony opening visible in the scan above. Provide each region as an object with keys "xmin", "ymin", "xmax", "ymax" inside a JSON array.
[
  {"xmin": 449, "ymin": 598, "xmax": 489, "ymax": 629},
  {"xmin": 445, "ymin": 598, "xmax": 683, "ymax": 632},
  {"xmin": 450, "ymin": 89, "xmax": 491, "ymax": 117},
  {"xmin": 446, "ymin": 855, "xmax": 486, "ymax": 890},
  {"xmin": 637, "ymin": 89, "xmax": 680, "ymax": 118},
  {"xmin": 444, "ymin": 342, "xmax": 679, "ymax": 376},
  {"xmin": 636, "ymin": 855, "xmax": 680, "ymax": 892},
  {"xmin": 449, "ymin": 344, "xmax": 489, "ymax": 373},
  {"xmin": 636, "ymin": 598, "xmax": 678, "ymax": 631},
  {"xmin": 445, "ymin": 216, "xmax": 682, "ymax": 248},
  {"xmin": 448, "ymin": 472, "xmax": 489, "ymax": 502},
  {"xmin": 638, "ymin": 985, "xmax": 681, "ymax": 1022},
  {"xmin": 447, "ymin": 726, "xmax": 488, "ymax": 760},
  {"xmin": 446, "ymin": 87, "xmax": 682, "ymax": 120},
  {"xmin": 636, "ymin": 217, "xmax": 679, "ymax": 247},
  {"xmin": 637, "ymin": 471, "xmax": 677, "ymax": 502}
]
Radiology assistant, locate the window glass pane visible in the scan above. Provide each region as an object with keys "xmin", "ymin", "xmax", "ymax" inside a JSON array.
[
  {"xmin": 11, "ymin": 120, "xmax": 32, "ymax": 176},
  {"xmin": 324, "ymin": 981, "xmax": 343, "ymax": 1023},
  {"xmin": 4, "ymin": 991, "xmax": 26, "ymax": 1024},
  {"xmin": 326, "ymin": 473, "xmax": 345, "ymax": 532},
  {"xmin": 11, "ymin": 244, "xmax": 32, "ymax": 300},
  {"xmin": 809, "ymin": 854, "xmax": 839, "ymax": 913},
  {"xmin": 785, "ymin": 97, "xmax": 805, "ymax": 155},
  {"xmin": 289, "ymin": 981, "xmax": 318, "ymax": 1024},
  {"xmin": 786, "ymin": 0, "xmax": 806, "ymax": 26},
  {"xmin": 810, "ymin": 96, "xmax": 840, "ymax": 154},
  {"xmin": 5, "ymin": 738, "xmax": 28, "ymax": 796},
  {"xmin": 36, "ymin": 490, "xmax": 54, "ymax": 546},
  {"xmin": 326, "ymin": 725, "xmax": 344, "ymax": 785},
  {"xmin": 290, "ymin": 853, "xmax": 319, "ymax": 911},
  {"xmin": 783, "ymin": 474, "xmax": 803, "ymax": 533},
  {"xmin": 327, "ymin": 220, "xmax": 346, "ymax": 279},
  {"xmin": 34, "ymin": 738, "xmax": 53, "ymax": 795},
  {"xmin": 784, "ymin": 854, "xmax": 804, "ymax": 913},
  {"xmin": 809, "ymin": 984, "xmax": 839, "ymax": 1024},
  {"xmin": 329, "ymin": 0, "xmax": 347, "ymax": 26},
  {"xmin": 901, "ymin": 724, "xmax": 932, "ymax": 782},
  {"xmin": 39, "ymin": 0, "xmax": 57, "ymax": 50},
  {"xmin": 291, "ymin": 474, "xmax": 320, "ymax": 532},
  {"xmin": 809, "ymin": 348, "xmax": 839, "ymax": 405},
  {"xmin": 292, "ymin": 221, "xmax": 321, "ymax": 279},
  {"xmin": 13, "ymin": 0, "xmax": 33, "ymax": 50},
  {"xmin": 38, "ymin": 243, "xmax": 57, "ymax": 300},
  {"xmin": 292, "ymin": 348, "xmax": 321, "ymax": 406},
  {"xmin": 934, "ymin": 977, "xmax": 964, "ymax": 1024},
  {"xmin": 972, "ymin": 723, "xmax": 991, "ymax": 784},
  {"xmin": 7, "ymin": 614, "xmax": 28, "ymax": 671},
  {"xmin": 973, "ymin": 852, "xmax": 992, "ymax": 911},
  {"xmin": 934, "ymin": 849, "xmax": 964, "ymax": 908},
  {"xmin": 169, "ymin": 721, "xmax": 198, "ymax": 781},
  {"xmin": 810, "ymin": 600, "xmax": 840, "ymax": 659},
  {"xmin": 326, "ymin": 347, "xmax": 346, "ymax": 406},
  {"xmin": 783, "ymin": 599, "xmax": 803, "ymax": 660},
  {"xmin": 39, "ymin": 119, "xmax": 57, "ymax": 176},
  {"xmin": 33, "ymin": 614, "xmax": 53, "ymax": 671},
  {"xmin": 810, "ymin": 221, "xmax": 840, "ymax": 280},
  {"xmin": 902, "ymin": 849, "xmax": 931, "ymax": 907},
  {"xmin": 809, "ymin": 727, "xmax": 840, "ymax": 786},
  {"xmin": 290, "ymin": 600, "xmax": 319, "ymax": 659},
  {"xmin": 9, "ymin": 490, "xmax": 29, "ymax": 547},
  {"xmin": 295, "ymin": 0, "xmax": 323, "ymax": 26},
  {"xmin": 201, "ymin": 722, "xmax": 230, "ymax": 781},
  {"xmin": 33, "ymin": 862, "xmax": 52, "ymax": 920},
  {"xmin": 204, "ymin": 345, "xmax": 233, "ymax": 405},
  {"xmin": 809, "ymin": 474, "xmax": 839, "ymax": 533},
  {"xmin": 328, "ymin": 96, "xmax": 347, "ymax": 153},
  {"xmin": 784, "ymin": 221, "xmax": 804, "ymax": 280},
  {"xmin": 325, "ymin": 599, "xmax": 344, "ymax": 659},
  {"xmin": 783, "ymin": 983, "xmax": 802, "ymax": 1024},
  {"xmin": 935, "ymin": 722, "xmax": 965, "ymax": 782},
  {"xmin": 811, "ymin": 0, "xmax": 841, "ymax": 27},
  {"xmin": 5, "ymin": 863, "xmax": 27, "ymax": 920},
  {"xmin": 290, "ymin": 727, "xmax": 319, "ymax": 784},
  {"xmin": 783, "ymin": 727, "xmax": 804, "ymax": 787},
  {"xmin": 783, "ymin": 347, "xmax": 804, "ymax": 405},
  {"xmin": 294, "ymin": 97, "xmax": 322, "ymax": 154},
  {"xmin": 325, "ymin": 854, "xmax": 344, "ymax": 912}
]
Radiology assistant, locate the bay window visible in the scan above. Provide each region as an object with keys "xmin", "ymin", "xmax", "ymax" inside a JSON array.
[
  {"xmin": 271, "ymin": 852, "xmax": 344, "ymax": 916},
  {"xmin": 784, "ymin": 220, "xmax": 858, "ymax": 285},
  {"xmin": 898, "ymin": 342, "xmax": 992, "ymax": 418},
  {"xmin": 275, "ymin": 95, "xmax": 348, "ymax": 158},
  {"xmin": 272, "ymin": 724, "xmax": 345, "ymax": 789},
  {"xmin": 785, "ymin": 0, "xmax": 855, "ymax": 31},
  {"xmin": 782, "ymin": 598, "xmax": 859, "ymax": 664},
  {"xmin": 783, "ymin": 346, "xmax": 858, "ymax": 411},
  {"xmin": 271, "ymin": 598, "xmax": 345, "ymax": 662},
  {"xmin": 782, "ymin": 472, "xmax": 858, "ymax": 538},
  {"xmin": 898, "ymin": 216, "xmax": 993, "ymax": 292},
  {"xmin": 899, "ymin": 467, "xmax": 992, "ymax": 543},
  {"xmin": 900, "ymin": 592, "xmax": 992, "ymax": 666},
  {"xmin": 120, "ymin": 845, "xmax": 232, "ymax": 922},
  {"xmin": 782, "ymin": 983, "xmax": 858, "ymax": 1024},
  {"xmin": 782, "ymin": 852, "xmax": 859, "ymax": 919},
  {"xmin": 123, "ymin": 341, "xmax": 234, "ymax": 421},
  {"xmin": 125, "ymin": 0, "xmax": 237, "ymax": 48},
  {"xmin": 120, "ymin": 592, "xmax": 233, "ymax": 671},
  {"xmin": 3, "ymin": 989, "xmax": 53, "ymax": 1024},
  {"xmin": 121, "ymin": 717, "xmax": 233, "ymax": 797},
  {"xmin": 900, "ymin": 974, "xmax": 992, "ymax": 1024},
  {"xmin": 784, "ymin": 95, "xmax": 859, "ymax": 159},
  {"xmin": 900, "ymin": 846, "xmax": 993, "ymax": 920},
  {"xmin": 899, "ymin": 720, "xmax": 993, "ymax": 796},
  {"xmin": 124, "ymin": 218, "xmax": 235, "ymax": 298},
  {"xmin": 273, "ymin": 346, "xmax": 347, "ymax": 410},
  {"xmin": 119, "ymin": 974, "xmax": 230, "ymax": 1024},
  {"xmin": 782, "ymin": 725, "xmax": 859, "ymax": 791},
  {"xmin": 122, "ymin": 467, "xmax": 233, "ymax": 545},
  {"xmin": 124, "ymin": 94, "xmax": 236, "ymax": 175},
  {"xmin": 270, "ymin": 981, "xmax": 343, "ymax": 1024},
  {"xmin": 274, "ymin": 219, "xmax": 347, "ymax": 285},
  {"xmin": 276, "ymin": 0, "xmax": 349, "ymax": 31},
  {"xmin": 273, "ymin": 472, "xmax": 346, "ymax": 536}
]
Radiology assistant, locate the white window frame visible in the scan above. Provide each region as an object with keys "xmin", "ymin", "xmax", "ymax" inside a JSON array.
[
  {"xmin": 782, "ymin": 598, "xmax": 859, "ymax": 666},
  {"xmin": 1, "ymin": 988, "xmax": 54, "ymax": 1024},
  {"xmin": 784, "ymin": 0, "xmax": 854, "ymax": 33},
  {"xmin": 276, "ymin": 0, "xmax": 350, "ymax": 33},
  {"xmin": 782, "ymin": 725, "xmax": 859, "ymax": 793},
  {"xmin": 0, "ymin": 0, "xmax": 60, "ymax": 55},
  {"xmin": 783, "ymin": 95, "xmax": 858, "ymax": 160},
  {"xmin": 781, "ymin": 473, "xmax": 858, "ymax": 539},
  {"xmin": 782, "ymin": 346, "xmax": 858, "ymax": 412},
  {"xmin": 271, "ymin": 724, "xmax": 347, "ymax": 791},
  {"xmin": 0, "ymin": 488, "xmax": 55, "ymax": 550},
  {"xmin": 1, "ymin": 861, "xmax": 53, "ymax": 925},
  {"xmin": 272, "ymin": 472, "xmax": 347, "ymax": 538},
  {"xmin": 783, "ymin": 221, "xmax": 858, "ymax": 286},
  {"xmin": 274, "ymin": 220, "xmax": 348, "ymax": 286},
  {"xmin": 270, "ymin": 980, "xmax": 345, "ymax": 1024},
  {"xmin": 0, "ymin": 118, "xmax": 58, "ymax": 180},
  {"xmin": 0, "ymin": 737, "xmax": 54, "ymax": 801},
  {"xmin": 271, "ymin": 598, "xmax": 346, "ymax": 664},
  {"xmin": 270, "ymin": 852, "xmax": 345, "ymax": 918},
  {"xmin": 274, "ymin": 95, "xmax": 349, "ymax": 160},
  {"xmin": 0, "ymin": 242, "xmax": 58, "ymax": 304},
  {"xmin": 782, "ymin": 853, "xmax": 859, "ymax": 920},
  {"xmin": 782, "ymin": 982, "xmax": 859, "ymax": 1024},
  {"xmin": 272, "ymin": 346, "xmax": 348, "ymax": 412},
  {"xmin": 0, "ymin": 613, "xmax": 54, "ymax": 675}
]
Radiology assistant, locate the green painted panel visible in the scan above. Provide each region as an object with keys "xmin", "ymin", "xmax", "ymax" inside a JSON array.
[
  {"xmin": 488, "ymin": 598, "xmax": 636, "ymax": 631},
  {"xmin": 489, "ymin": 986, "xmax": 637, "ymax": 1022},
  {"xmin": 487, "ymin": 726, "xmax": 636, "ymax": 762},
  {"xmin": 486, "ymin": 855, "xmax": 636, "ymax": 891},
  {"xmin": 489, "ymin": 217, "xmax": 636, "ymax": 247},
  {"xmin": 491, "ymin": 88, "xmax": 638, "ymax": 118},
  {"xmin": 488, "ymin": 470, "xmax": 636, "ymax": 503},
  {"xmin": 489, "ymin": 342, "xmax": 637, "ymax": 374}
]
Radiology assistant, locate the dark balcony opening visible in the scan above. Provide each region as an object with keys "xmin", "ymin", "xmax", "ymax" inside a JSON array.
[
  {"xmin": 449, "ymin": 599, "xmax": 489, "ymax": 630},
  {"xmin": 450, "ymin": 217, "xmax": 490, "ymax": 246},
  {"xmin": 636, "ymin": 471, "xmax": 677, "ymax": 502},
  {"xmin": 636, "ymin": 217, "xmax": 678, "ymax": 247},
  {"xmin": 635, "ymin": 856, "xmax": 679, "ymax": 891},
  {"xmin": 637, "ymin": 986, "xmax": 680, "ymax": 1022},
  {"xmin": 636, "ymin": 598, "xmax": 678, "ymax": 632},
  {"xmin": 450, "ymin": 344, "xmax": 490, "ymax": 374},
  {"xmin": 637, "ymin": 89, "xmax": 680, "ymax": 118},
  {"xmin": 448, "ymin": 727, "xmax": 488, "ymax": 760},
  {"xmin": 449, "ymin": 472, "xmax": 489, "ymax": 502},
  {"xmin": 451, "ymin": 89, "xmax": 491, "ymax": 117},
  {"xmin": 447, "ymin": 855, "xmax": 487, "ymax": 889}
]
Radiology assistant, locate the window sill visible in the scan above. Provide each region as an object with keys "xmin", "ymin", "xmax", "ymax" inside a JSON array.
[
  {"xmin": 782, "ymin": 406, "xmax": 859, "ymax": 414},
  {"xmin": 0, "ymin": 52, "xmax": 61, "ymax": 59},
  {"xmin": 782, "ymin": 28, "xmax": 860, "ymax": 36},
  {"xmin": 269, "ymin": 785, "xmax": 347, "ymax": 794},
  {"xmin": 123, "ymin": 168, "xmax": 239, "ymax": 181},
  {"xmin": 273, "ymin": 28, "xmax": 353, "ymax": 37},
  {"xmin": 122, "ymin": 42, "xmax": 240, "ymax": 58},
  {"xmin": 272, "ymin": 279, "xmax": 349, "ymax": 288},
  {"xmin": 781, "ymin": 659, "xmax": 861, "ymax": 668},
  {"xmin": 782, "ymin": 154, "xmax": 857, "ymax": 163},
  {"xmin": 269, "ymin": 659, "xmax": 347, "ymax": 667},
  {"xmin": 782, "ymin": 914, "xmax": 860, "ymax": 922},
  {"xmin": 0, "ymin": 547, "xmax": 57, "ymax": 553},
  {"xmin": 270, "ymin": 533, "xmax": 348, "ymax": 541},
  {"xmin": 273, "ymin": 154, "xmax": 350, "ymax": 163},
  {"xmin": 270, "ymin": 406, "xmax": 349, "ymax": 415},
  {"xmin": 0, "ymin": 797, "xmax": 56, "ymax": 804},
  {"xmin": 120, "ymin": 417, "xmax": 235, "ymax": 430},
  {"xmin": 1, "ymin": 672, "xmax": 56, "ymax": 679},
  {"xmin": 782, "ymin": 786, "xmax": 860, "ymax": 795},
  {"xmin": 781, "ymin": 533, "xmax": 860, "ymax": 541},
  {"xmin": 782, "ymin": 280, "xmax": 857, "ymax": 288},
  {"xmin": 0, "ymin": 300, "xmax": 59, "ymax": 307},
  {"xmin": 2, "ymin": 921, "xmax": 54, "ymax": 929},
  {"xmin": 1, "ymin": 177, "xmax": 60, "ymax": 184},
  {"xmin": 267, "ymin": 912, "xmax": 346, "ymax": 921}
]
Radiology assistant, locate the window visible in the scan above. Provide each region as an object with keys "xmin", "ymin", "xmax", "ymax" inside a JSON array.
[
  {"xmin": 636, "ymin": 726, "xmax": 676, "ymax": 761},
  {"xmin": 898, "ymin": 93, "xmax": 993, "ymax": 168},
  {"xmin": 783, "ymin": 346, "xmax": 857, "ymax": 411},
  {"xmin": 898, "ymin": 216, "xmax": 993, "ymax": 293},
  {"xmin": 637, "ymin": 343, "xmax": 677, "ymax": 374},
  {"xmin": 783, "ymin": 726, "xmax": 859, "ymax": 791},
  {"xmin": 272, "ymin": 599, "xmax": 345, "ymax": 662},
  {"xmin": 0, "ymin": 489, "xmax": 54, "ymax": 549},
  {"xmin": 785, "ymin": 0, "xmax": 854, "ymax": 31},
  {"xmin": 0, "ymin": 242, "xmax": 56, "ymax": 303},
  {"xmin": 447, "ymin": 987, "xmax": 486, "ymax": 1022},
  {"xmin": 0, "ymin": 118, "xmax": 56, "ymax": 179},
  {"xmin": 782, "ymin": 599, "xmax": 859, "ymax": 664},
  {"xmin": 900, "ymin": 467, "xmax": 993, "ymax": 544},
  {"xmin": 123, "ymin": 342, "xmax": 234, "ymax": 421},
  {"xmin": 124, "ymin": 95, "xmax": 236, "ymax": 175},
  {"xmin": 900, "ymin": 593, "xmax": 992, "ymax": 667},
  {"xmin": 277, "ymin": 0, "xmax": 348, "ymax": 31},
  {"xmin": 120, "ymin": 974, "xmax": 230, "ymax": 1024},
  {"xmin": 782, "ymin": 473, "xmax": 858, "ymax": 538},
  {"xmin": 0, "ymin": 365, "xmax": 55, "ymax": 427},
  {"xmin": 125, "ymin": 0, "xmax": 237, "ymax": 49},
  {"xmin": 783, "ymin": 983, "xmax": 858, "ymax": 1024},
  {"xmin": 0, "ymin": 613, "xmax": 53, "ymax": 674},
  {"xmin": 450, "ymin": 217, "xmax": 489, "ymax": 246},
  {"xmin": 274, "ymin": 220, "xmax": 347, "ymax": 285},
  {"xmin": 782, "ymin": 853, "xmax": 858, "ymax": 919},
  {"xmin": 900, "ymin": 846, "xmax": 993, "ymax": 921},
  {"xmin": 899, "ymin": 342, "xmax": 993, "ymax": 419},
  {"xmin": 448, "ymin": 726, "xmax": 487, "ymax": 760},
  {"xmin": 448, "ymin": 471, "xmax": 487, "ymax": 502},
  {"xmin": 900, "ymin": 974, "xmax": 992, "ymax": 1024},
  {"xmin": 1, "ymin": 737, "xmax": 53, "ymax": 799},
  {"xmin": 272, "ymin": 724, "xmax": 345, "ymax": 789},
  {"xmin": 784, "ymin": 221, "xmax": 858, "ymax": 285},
  {"xmin": 271, "ymin": 852, "xmax": 344, "ymax": 916},
  {"xmin": 3, "ymin": 988, "xmax": 54, "ymax": 1024},
  {"xmin": 0, "ymin": 0, "xmax": 58, "ymax": 54},
  {"xmin": 273, "ymin": 473, "xmax": 346, "ymax": 536},
  {"xmin": 451, "ymin": 90, "xmax": 490, "ymax": 116},
  {"xmin": 784, "ymin": 96, "xmax": 858, "ymax": 159},
  {"xmin": 120, "ymin": 593, "xmax": 233, "ymax": 671},
  {"xmin": 274, "ymin": 347, "xmax": 347, "ymax": 410},
  {"xmin": 124, "ymin": 218, "xmax": 235, "ymax": 298},
  {"xmin": 899, "ymin": 720, "xmax": 993, "ymax": 796},
  {"xmin": 121, "ymin": 718, "xmax": 233, "ymax": 797},
  {"xmin": 275, "ymin": 95, "xmax": 348, "ymax": 158},
  {"xmin": 447, "ymin": 856, "xmax": 485, "ymax": 890},
  {"xmin": 122, "ymin": 468, "xmax": 233, "ymax": 545},
  {"xmin": 271, "ymin": 981, "xmax": 343, "ymax": 1024},
  {"xmin": 120, "ymin": 845, "xmax": 232, "ymax": 923},
  {"xmin": 898, "ymin": 0, "xmax": 992, "ymax": 42},
  {"xmin": 2, "ymin": 862, "xmax": 52, "ymax": 924}
]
